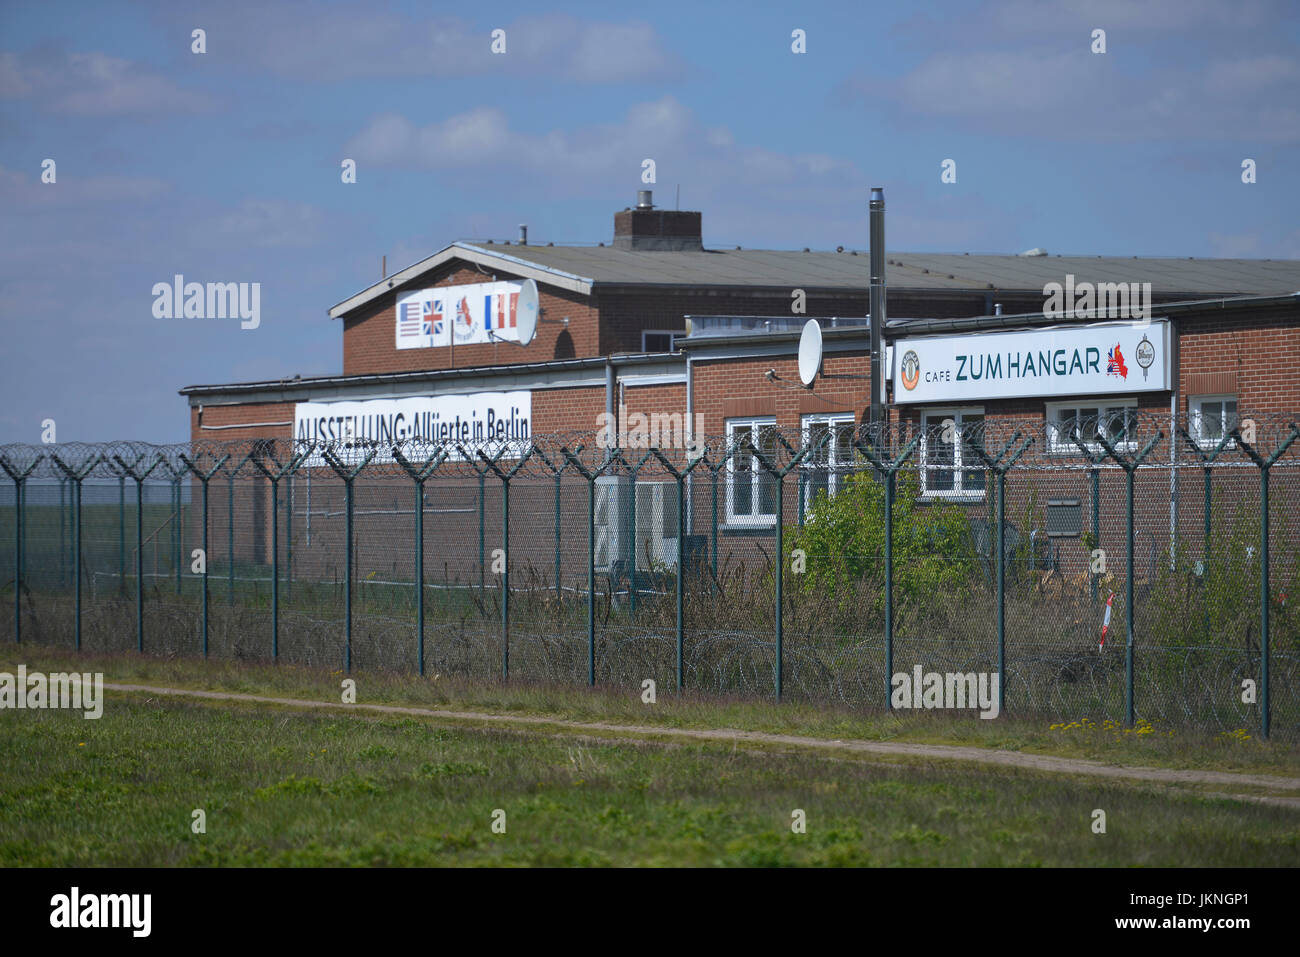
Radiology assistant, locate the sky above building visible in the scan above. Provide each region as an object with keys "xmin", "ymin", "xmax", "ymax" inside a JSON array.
[{"xmin": 2, "ymin": 0, "xmax": 1297, "ymax": 443}]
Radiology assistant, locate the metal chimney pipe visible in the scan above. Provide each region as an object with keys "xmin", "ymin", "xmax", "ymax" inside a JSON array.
[
  {"xmin": 637, "ymin": 189, "xmax": 654, "ymax": 209},
  {"xmin": 519, "ymin": 224, "xmax": 528, "ymax": 245},
  {"xmin": 869, "ymin": 188, "xmax": 886, "ymax": 427}
]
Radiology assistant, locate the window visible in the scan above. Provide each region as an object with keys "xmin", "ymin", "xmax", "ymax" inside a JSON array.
[
  {"xmin": 1045, "ymin": 399, "xmax": 1138, "ymax": 454},
  {"xmin": 726, "ymin": 418, "xmax": 777, "ymax": 525},
  {"xmin": 642, "ymin": 330, "xmax": 683, "ymax": 353},
  {"xmin": 801, "ymin": 414, "xmax": 856, "ymax": 515},
  {"xmin": 1189, "ymin": 395, "xmax": 1239, "ymax": 448},
  {"xmin": 919, "ymin": 408, "xmax": 985, "ymax": 499}
]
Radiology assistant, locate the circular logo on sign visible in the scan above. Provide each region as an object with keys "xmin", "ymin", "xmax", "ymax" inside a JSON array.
[
  {"xmin": 901, "ymin": 350, "xmax": 920, "ymax": 391},
  {"xmin": 1136, "ymin": 334, "xmax": 1154, "ymax": 369}
]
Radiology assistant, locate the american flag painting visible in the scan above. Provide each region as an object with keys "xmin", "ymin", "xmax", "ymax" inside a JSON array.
[{"xmin": 398, "ymin": 300, "xmax": 424, "ymax": 339}]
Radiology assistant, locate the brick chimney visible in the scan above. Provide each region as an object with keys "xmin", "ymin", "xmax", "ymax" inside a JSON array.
[{"xmin": 613, "ymin": 190, "xmax": 702, "ymax": 251}]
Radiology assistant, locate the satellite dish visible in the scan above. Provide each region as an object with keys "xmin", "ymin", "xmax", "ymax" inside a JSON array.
[
  {"xmin": 516, "ymin": 279, "xmax": 539, "ymax": 346},
  {"xmin": 797, "ymin": 319, "xmax": 823, "ymax": 386}
]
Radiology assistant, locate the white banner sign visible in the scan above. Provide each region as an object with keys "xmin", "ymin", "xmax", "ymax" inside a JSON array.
[
  {"xmin": 293, "ymin": 392, "xmax": 532, "ymax": 464},
  {"xmin": 892, "ymin": 320, "xmax": 1170, "ymax": 404},
  {"xmin": 395, "ymin": 281, "xmax": 524, "ymax": 350}
]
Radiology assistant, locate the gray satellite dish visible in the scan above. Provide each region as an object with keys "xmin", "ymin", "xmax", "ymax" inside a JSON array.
[
  {"xmin": 516, "ymin": 279, "xmax": 539, "ymax": 346},
  {"xmin": 797, "ymin": 319, "xmax": 823, "ymax": 386}
]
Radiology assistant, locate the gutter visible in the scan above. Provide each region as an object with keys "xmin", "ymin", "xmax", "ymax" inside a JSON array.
[{"xmin": 886, "ymin": 292, "xmax": 1300, "ymax": 336}]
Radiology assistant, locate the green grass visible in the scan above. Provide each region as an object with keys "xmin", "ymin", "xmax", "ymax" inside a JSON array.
[
  {"xmin": 5, "ymin": 647, "xmax": 1300, "ymax": 780},
  {"xmin": 3, "ymin": 689, "xmax": 1298, "ymax": 866}
]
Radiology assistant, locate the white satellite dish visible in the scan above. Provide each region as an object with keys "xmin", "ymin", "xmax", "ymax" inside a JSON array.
[
  {"xmin": 516, "ymin": 279, "xmax": 539, "ymax": 346},
  {"xmin": 797, "ymin": 319, "xmax": 823, "ymax": 386}
]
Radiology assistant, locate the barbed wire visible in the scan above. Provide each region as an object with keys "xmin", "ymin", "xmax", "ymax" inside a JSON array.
[{"xmin": 3, "ymin": 411, "xmax": 1298, "ymax": 482}]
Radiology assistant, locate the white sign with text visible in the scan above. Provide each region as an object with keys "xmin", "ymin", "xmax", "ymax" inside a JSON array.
[
  {"xmin": 893, "ymin": 320, "xmax": 1169, "ymax": 404},
  {"xmin": 294, "ymin": 392, "xmax": 532, "ymax": 464}
]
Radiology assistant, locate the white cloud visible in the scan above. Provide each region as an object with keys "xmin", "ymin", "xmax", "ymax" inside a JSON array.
[
  {"xmin": 0, "ymin": 51, "xmax": 214, "ymax": 115},
  {"xmin": 346, "ymin": 96, "xmax": 856, "ymax": 195},
  {"xmin": 847, "ymin": 48, "xmax": 1300, "ymax": 142},
  {"xmin": 210, "ymin": 199, "xmax": 329, "ymax": 248},
  {"xmin": 0, "ymin": 165, "xmax": 172, "ymax": 208},
  {"xmin": 150, "ymin": 5, "xmax": 679, "ymax": 83}
]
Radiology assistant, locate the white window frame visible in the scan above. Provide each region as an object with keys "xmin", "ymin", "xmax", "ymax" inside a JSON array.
[
  {"xmin": 1188, "ymin": 394, "xmax": 1239, "ymax": 449},
  {"xmin": 800, "ymin": 413, "xmax": 857, "ymax": 515},
  {"xmin": 725, "ymin": 417, "xmax": 778, "ymax": 527},
  {"xmin": 1045, "ymin": 398, "xmax": 1139, "ymax": 455},
  {"xmin": 919, "ymin": 407, "xmax": 986, "ymax": 501},
  {"xmin": 641, "ymin": 329, "xmax": 684, "ymax": 354}
]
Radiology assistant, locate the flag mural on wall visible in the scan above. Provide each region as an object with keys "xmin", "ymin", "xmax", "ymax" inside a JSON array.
[{"xmin": 395, "ymin": 281, "xmax": 523, "ymax": 350}]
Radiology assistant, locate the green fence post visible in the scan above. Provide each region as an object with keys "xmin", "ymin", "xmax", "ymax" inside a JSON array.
[
  {"xmin": 554, "ymin": 469, "xmax": 563, "ymax": 599},
  {"xmin": 250, "ymin": 442, "xmax": 311, "ymax": 662},
  {"xmin": 0, "ymin": 453, "xmax": 42, "ymax": 643},
  {"xmin": 174, "ymin": 475, "xmax": 182, "ymax": 595},
  {"xmin": 649, "ymin": 447, "xmax": 704, "ymax": 695},
  {"xmin": 972, "ymin": 429, "xmax": 1029, "ymax": 717},
  {"xmin": 59, "ymin": 476, "xmax": 67, "ymax": 589},
  {"xmin": 118, "ymin": 473, "xmax": 125, "ymax": 594},
  {"xmin": 322, "ymin": 448, "xmax": 376, "ymax": 674},
  {"xmin": 562, "ymin": 445, "xmax": 614, "ymax": 687},
  {"xmin": 285, "ymin": 472, "xmax": 293, "ymax": 602},
  {"xmin": 710, "ymin": 459, "xmax": 720, "ymax": 591},
  {"xmin": 854, "ymin": 428, "xmax": 921, "ymax": 710},
  {"xmin": 472, "ymin": 443, "xmax": 534, "ymax": 682},
  {"xmin": 112, "ymin": 452, "xmax": 163, "ymax": 653},
  {"xmin": 51, "ymin": 452, "xmax": 101, "ymax": 651},
  {"xmin": 227, "ymin": 470, "xmax": 235, "ymax": 605},
  {"xmin": 746, "ymin": 435, "xmax": 810, "ymax": 702},
  {"xmin": 1090, "ymin": 467, "xmax": 1100, "ymax": 601},
  {"xmin": 1233, "ymin": 422, "xmax": 1300, "ymax": 740},
  {"xmin": 393, "ymin": 445, "xmax": 447, "ymax": 677},
  {"xmin": 179, "ymin": 451, "xmax": 228, "ymax": 658},
  {"xmin": 1089, "ymin": 429, "xmax": 1163, "ymax": 728}
]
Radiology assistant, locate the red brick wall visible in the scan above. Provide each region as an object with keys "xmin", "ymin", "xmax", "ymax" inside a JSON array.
[
  {"xmin": 191, "ymin": 401, "xmax": 294, "ymax": 444},
  {"xmin": 533, "ymin": 386, "xmax": 605, "ymax": 434},
  {"xmin": 1176, "ymin": 307, "xmax": 1300, "ymax": 416},
  {"xmin": 692, "ymin": 352, "xmax": 871, "ymax": 437},
  {"xmin": 342, "ymin": 264, "xmax": 598, "ymax": 376}
]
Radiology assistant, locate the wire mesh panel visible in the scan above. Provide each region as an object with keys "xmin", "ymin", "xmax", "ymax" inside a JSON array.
[{"xmin": 3, "ymin": 410, "xmax": 1298, "ymax": 736}]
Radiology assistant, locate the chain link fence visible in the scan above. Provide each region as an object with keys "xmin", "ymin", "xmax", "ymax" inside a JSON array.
[{"xmin": 2, "ymin": 411, "xmax": 1298, "ymax": 736}]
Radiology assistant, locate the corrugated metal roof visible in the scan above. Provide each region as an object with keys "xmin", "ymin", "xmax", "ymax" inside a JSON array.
[
  {"xmin": 329, "ymin": 241, "xmax": 1300, "ymax": 318},
  {"xmin": 458, "ymin": 243, "xmax": 1300, "ymax": 295}
]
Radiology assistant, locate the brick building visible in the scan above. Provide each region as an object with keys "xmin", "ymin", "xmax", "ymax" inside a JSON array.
[{"xmin": 180, "ymin": 190, "xmax": 1300, "ymax": 579}]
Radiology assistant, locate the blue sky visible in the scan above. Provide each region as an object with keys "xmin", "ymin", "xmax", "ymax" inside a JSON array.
[{"xmin": 1, "ymin": 0, "xmax": 1297, "ymax": 443}]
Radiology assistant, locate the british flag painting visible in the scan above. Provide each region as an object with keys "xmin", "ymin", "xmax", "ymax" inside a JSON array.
[{"xmin": 1106, "ymin": 343, "xmax": 1128, "ymax": 379}]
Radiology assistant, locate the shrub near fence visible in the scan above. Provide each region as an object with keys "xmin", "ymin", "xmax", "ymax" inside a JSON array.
[{"xmin": 1, "ymin": 412, "xmax": 1298, "ymax": 736}]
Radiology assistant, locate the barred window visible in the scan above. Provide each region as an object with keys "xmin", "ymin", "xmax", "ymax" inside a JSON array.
[
  {"xmin": 1046, "ymin": 400, "xmax": 1138, "ymax": 454},
  {"xmin": 919, "ymin": 409, "xmax": 985, "ymax": 499},
  {"xmin": 1189, "ymin": 395, "xmax": 1238, "ymax": 448},
  {"xmin": 726, "ymin": 418, "xmax": 778, "ymax": 525},
  {"xmin": 801, "ymin": 414, "xmax": 856, "ymax": 515}
]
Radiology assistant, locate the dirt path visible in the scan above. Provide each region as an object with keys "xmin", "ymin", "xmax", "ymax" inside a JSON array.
[{"xmin": 103, "ymin": 681, "xmax": 1300, "ymax": 807}]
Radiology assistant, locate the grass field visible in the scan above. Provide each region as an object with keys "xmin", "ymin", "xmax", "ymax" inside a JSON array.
[{"xmin": 2, "ymin": 648, "xmax": 1298, "ymax": 866}]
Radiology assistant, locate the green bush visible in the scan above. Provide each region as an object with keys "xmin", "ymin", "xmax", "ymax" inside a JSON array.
[{"xmin": 786, "ymin": 465, "xmax": 980, "ymax": 618}]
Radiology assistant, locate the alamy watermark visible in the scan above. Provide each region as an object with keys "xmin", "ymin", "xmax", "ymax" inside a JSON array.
[
  {"xmin": 890, "ymin": 666, "xmax": 1000, "ymax": 719},
  {"xmin": 1043, "ymin": 274, "xmax": 1151, "ymax": 321},
  {"xmin": 50, "ymin": 887, "xmax": 150, "ymax": 937},
  {"xmin": 152, "ymin": 275, "xmax": 260, "ymax": 329},
  {"xmin": 0, "ymin": 665, "xmax": 103, "ymax": 719},
  {"xmin": 596, "ymin": 403, "xmax": 704, "ymax": 455}
]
